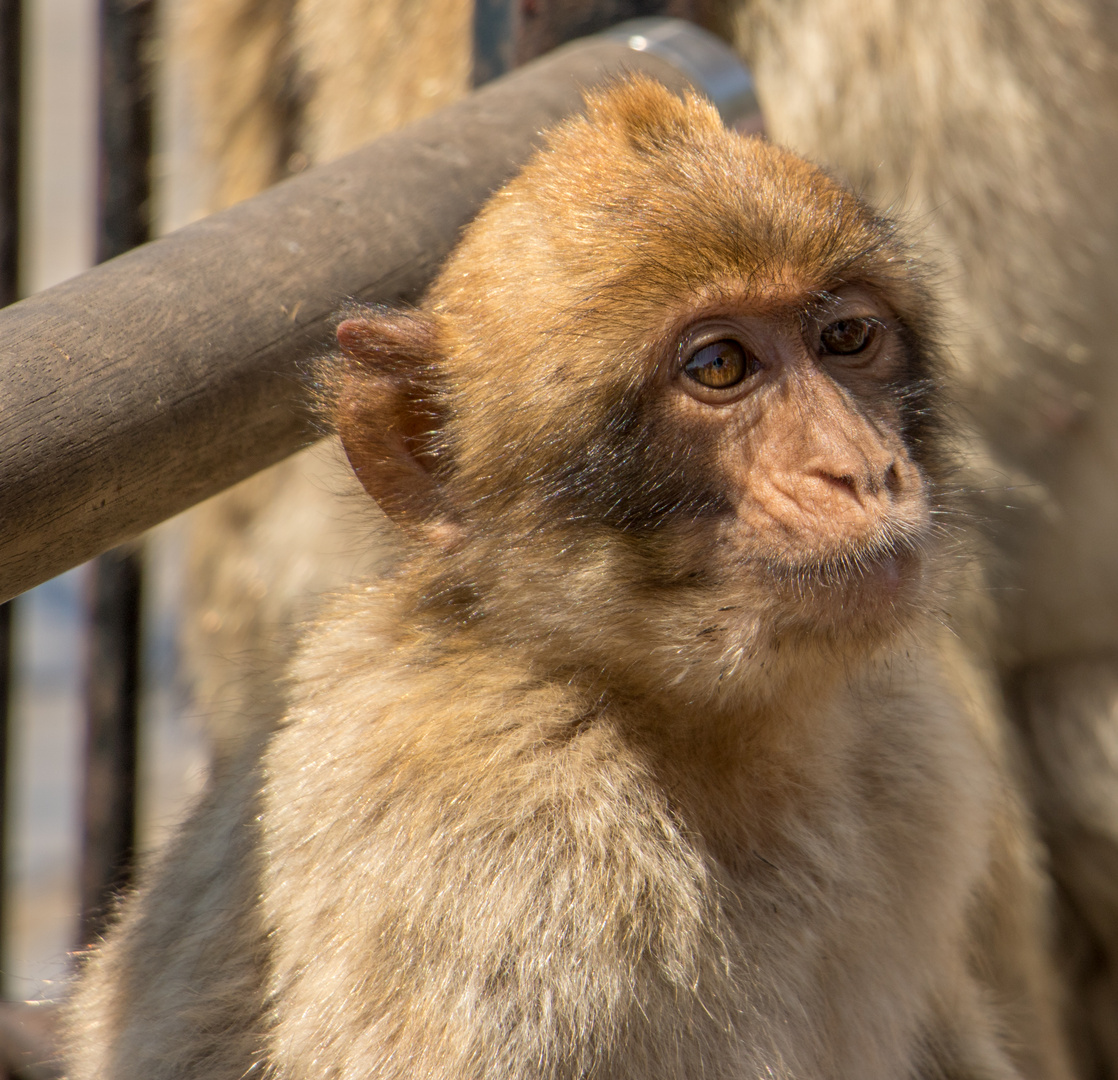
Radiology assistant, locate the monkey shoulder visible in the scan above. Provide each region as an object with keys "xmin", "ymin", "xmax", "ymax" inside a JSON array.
[{"xmin": 262, "ymin": 636, "xmax": 742, "ymax": 1075}]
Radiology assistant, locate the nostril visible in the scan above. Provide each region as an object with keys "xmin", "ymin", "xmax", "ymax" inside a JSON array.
[
  {"xmin": 883, "ymin": 462, "xmax": 900, "ymax": 495},
  {"xmin": 817, "ymin": 471, "xmax": 859, "ymax": 496}
]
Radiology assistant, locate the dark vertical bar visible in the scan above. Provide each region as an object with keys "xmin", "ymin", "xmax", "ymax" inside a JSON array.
[
  {"xmin": 0, "ymin": 0, "xmax": 20, "ymax": 307},
  {"xmin": 80, "ymin": 549, "xmax": 141, "ymax": 944},
  {"xmin": 0, "ymin": 602, "xmax": 9, "ymax": 994},
  {"xmin": 472, "ymin": 0, "xmax": 516, "ymax": 87},
  {"xmin": 95, "ymin": 0, "xmax": 154, "ymax": 263},
  {"xmin": 80, "ymin": 0, "xmax": 154, "ymax": 946},
  {"xmin": 0, "ymin": 0, "xmax": 20, "ymax": 1007}
]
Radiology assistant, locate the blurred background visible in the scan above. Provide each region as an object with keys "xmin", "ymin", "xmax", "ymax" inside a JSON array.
[{"xmin": 4, "ymin": 0, "xmax": 209, "ymax": 1006}]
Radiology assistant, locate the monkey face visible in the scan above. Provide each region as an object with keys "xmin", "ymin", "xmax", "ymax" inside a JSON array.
[
  {"xmin": 331, "ymin": 77, "xmax": 952, "ymax": 697},
  {"xmin": 656, "ymin": 283, "xmax": 933, "ymax": 637}
]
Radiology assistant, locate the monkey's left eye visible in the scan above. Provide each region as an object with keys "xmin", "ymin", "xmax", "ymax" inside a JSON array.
[
  {"xmin": 820, "ymin": 318, "xmax": 877, "ymax": 355},
  {"xmin": 683, "ymin": 339, "xmax": 756, "ymax": 389}
]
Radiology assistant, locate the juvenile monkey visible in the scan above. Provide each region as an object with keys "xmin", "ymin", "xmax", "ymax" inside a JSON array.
[
  {"xmin": 174, "ymin": 6, "xmax": 1118, "ymax": 1068},
  {"xmin": 68, "ymin": 77, "xmax": 1072, "ymax": 1080}
]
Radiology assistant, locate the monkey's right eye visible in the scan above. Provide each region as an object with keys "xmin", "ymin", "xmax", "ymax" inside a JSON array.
[
  {"xmin": 819, "ymin": 317, "xmax": 877, "ymax": 355},
  {"xmin": 683, "ymin": 339, "xmax": 755, "ymax": 389}
]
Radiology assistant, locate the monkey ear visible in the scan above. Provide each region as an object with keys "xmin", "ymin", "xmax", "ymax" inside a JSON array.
[{"xmin": 333, "ymin": 311, "xmax": 453, "ymax": 539}]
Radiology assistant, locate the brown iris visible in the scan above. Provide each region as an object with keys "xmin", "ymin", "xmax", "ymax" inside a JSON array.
[
  {"xmin": 820, "ymin": 318, "xmax": 876, "ymax": 355},
  {"xmin": 683, "ymin": 339, "xmax": 754, "ymax": 389}
]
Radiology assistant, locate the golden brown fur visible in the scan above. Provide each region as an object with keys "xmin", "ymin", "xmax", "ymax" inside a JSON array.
[
  {"xmin": 733, "ymin": 0, "xmax": 1118, "ymax": 661},
  {"xmin": 67, "ymin": 79, "xmax": 1071, "ymax": 1080},
  {"xmin": 168, "ymin": 4, "xmax": 1118, "ymax": 1073}
]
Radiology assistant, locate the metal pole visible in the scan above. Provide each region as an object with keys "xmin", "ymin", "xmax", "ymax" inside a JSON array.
[
  {"xmin": 80, "ymin": 547, "xmax": 141, "ymax": 945},
  {"xmin": 0, "ymin": 0, "xmax": 20, "ymax": 1006},
  {"xmin": 473, "ymin": 0, "xmax": 717, "ymax": 85},
  {"xmin": 0, "ymin": 0, "xmax": 19, "ymax": 305},
  {"xmin": 95, "ymin": 0, "xmax": 154, "ymax": 264}
]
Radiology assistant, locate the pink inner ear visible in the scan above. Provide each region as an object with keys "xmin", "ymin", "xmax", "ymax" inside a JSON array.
[
  {"xmin": 336, "ymin": 370, "xmax": 435, "ymax": 521},
  {"xmin": 337, "ymin": 318, "xmax": 380, "ymax": 358},
  {"xmin": 332, "ymin": 311, "xmax": 447, "ymax": 530},
  {"xmin": 336, "ymin": 311, "xmax": 439, "ymax": 369}
]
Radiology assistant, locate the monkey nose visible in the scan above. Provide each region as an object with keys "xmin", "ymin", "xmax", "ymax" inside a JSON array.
[{"xmin": 813, "ymin": 459, "xmax": 900, "ymax": 501}]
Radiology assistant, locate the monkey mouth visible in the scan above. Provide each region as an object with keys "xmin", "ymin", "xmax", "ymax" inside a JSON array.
[
  {"xmin": 799, "ymin": 539, "xmax": 918, "ymax": 590},
  {"xmin": 765, "ymin": 532, "xmax": 927, "ymax": 629}
]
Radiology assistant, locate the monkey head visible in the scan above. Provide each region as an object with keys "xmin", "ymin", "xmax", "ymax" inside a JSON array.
[{"xmin": 332, "ymin": 77, "xmax": 949, "ymax": 707}]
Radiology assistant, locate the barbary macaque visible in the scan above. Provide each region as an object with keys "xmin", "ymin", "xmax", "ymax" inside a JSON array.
[
  {"xmin": 67, "ymin": 77, "xmax": 1073, "ymax": 1080},
  {"xmin": 172, "ymin": 3, "xmax": 1118, "ymax": 1073}
]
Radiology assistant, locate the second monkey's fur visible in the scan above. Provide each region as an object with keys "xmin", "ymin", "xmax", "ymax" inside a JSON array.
[{"xmin": 67, "ymin": 79, "xmax": 1071, "ymax": 1080}]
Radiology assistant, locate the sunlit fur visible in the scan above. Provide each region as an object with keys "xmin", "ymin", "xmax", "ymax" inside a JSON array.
[
  {"xmin": 269, "ymin": 79, "xmax": 1067, "ymax": 1079},
  {"xmin": 66, "ymin": 77, "xmax": 1073, "ymax": 1080}
]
